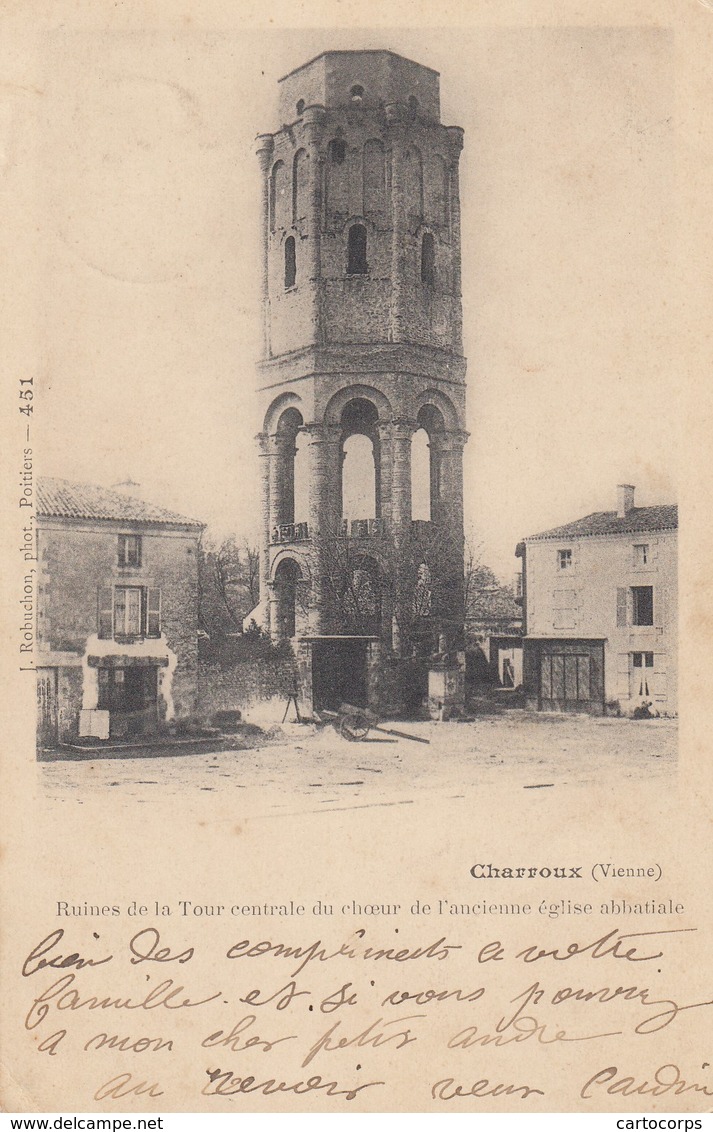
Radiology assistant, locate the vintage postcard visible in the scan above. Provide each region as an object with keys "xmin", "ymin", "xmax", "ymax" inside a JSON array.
[{"xmin": 1, "ymin": 0, "xmax": 712, "ymax": 1117}]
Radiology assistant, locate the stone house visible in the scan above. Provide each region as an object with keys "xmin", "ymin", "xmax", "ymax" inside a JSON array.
[
  {"xmin": 35, "ymin": 477, "xmax": 204, "ymax": 748},
  {"xmin": 516, "ymin": 485, "xmax": 677, "ymax": 715}
]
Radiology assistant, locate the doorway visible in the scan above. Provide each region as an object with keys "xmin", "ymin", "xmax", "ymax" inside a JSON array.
[
  {"xmin": 98, "ymin": 665, "xmax": 159, "ymax": 737},
  {"xmin": 311, "ymin": 638, "xmax": 369, "ymax": 712}
]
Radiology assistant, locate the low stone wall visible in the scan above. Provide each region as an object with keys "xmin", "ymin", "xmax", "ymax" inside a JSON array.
[{"xmin": 197, "ymin": 649, "xmax": 297, "ymax": 726}]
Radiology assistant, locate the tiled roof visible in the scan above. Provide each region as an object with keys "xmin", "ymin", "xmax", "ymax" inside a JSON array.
[
  {"xmin": 527, "ymin": 505, "xmax": 678, "ymax": 541},
  {"xmin": 36, "ymin": 477, "xmax": 204, "ymax": 528}
]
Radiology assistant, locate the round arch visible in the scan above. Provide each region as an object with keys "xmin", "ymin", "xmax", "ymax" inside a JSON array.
[
  {"xmin": 263, "ymin": 391, "xmax": 304, "ymax": 435},
  {"xmin": 413, "ymin": 389, "xmax": 460, "ymax": 431},
  {"xmin": 270, "ymin": 549, "xmax": 310, "ymax": 583},
  {"xmin": 272, "ymin": 556, "xmax": 303, "ymax": 641},
  {"xmin": 323, "ymin": 384, "xmax": 392, "ymax": 427}
]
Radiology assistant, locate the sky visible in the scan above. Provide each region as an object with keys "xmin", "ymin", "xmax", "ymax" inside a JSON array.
[{"xmin": 27, "ymin": 24, "xmax": 678, "ymax": 578}]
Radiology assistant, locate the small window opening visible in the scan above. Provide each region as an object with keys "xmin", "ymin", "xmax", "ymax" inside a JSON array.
[
  {"xmin": 347, "ymin": 224, "xmax": 368, "ymax": 275},
  {"xmin": 118, "ymin": 534, "xmax": 141, "ymax": 568},
  {"xmin": 632, "ymin": 585, "xmax": 654, "ymax": 626},
  {"xmin": 408, "ymin": 95, "xmax": 419, "ymax": 114},
  {"xmin": 421, "ymin": 232, "xmax": 435, "ymax": 285},
  {"xmin": 329, "ymin": 138, "xmax": 347, "ymax": 164},
  {"xmin": 350, "ymin": 84, "xmax": 364, "ymax": 103},
  {"xmin": 296, "ymin": 99, "xmax": 305, "ymax": 116},
  {"xmin": 558, "ymin": 548, "xmax": 572, "ymax": 570},
  {"xmin": 284, "ymin": 236, "xmax": 296, "ymax": 289}
]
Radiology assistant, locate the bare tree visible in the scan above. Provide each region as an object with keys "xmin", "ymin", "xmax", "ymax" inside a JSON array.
[
  {"xmin": 315, "ymin": 519, "xmax": 464, "ymax": 654},
  {"xmin": 197, "ymin": 533, "xmax": 261, "ymax": 641}
]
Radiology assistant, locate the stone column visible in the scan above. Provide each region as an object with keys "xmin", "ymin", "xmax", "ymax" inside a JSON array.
[
  {"xmin": 255, "ymin": 134, "xmax": 274, "ymax": 358},
  {"xmin": 446, "ymin": 127, "xmax": 464, "ymax": 353},
  {"xmin": 256, "ymin": 432, "xmax": 272, "ymax": 622},
  {"xmin": 266, "ymin": 581, "xmax": 279, "ymax": 641},
  {"xmin": 390, "ymin": 417, "xmax": 415, "ymax": 532},
  {"xmin": 387, "ymin": 114, "xmax": 407, "ymax": 343},
  {"xmin": 268, "ymin": 432, "xmax": 284, "ymax": 530},
  {"xmin": 304, "ymin": 422, "xmax": 341, "ymax": 634},
  {"xmin": 302, "ymin": 107, "xmax": 325, "ymax": 345},
  {"xmin": 438, "ymin": 428, "xmax": 468, "ymax": 648},
  {"xmin": 377, "ymin": 420, "xmax": 393, "ymax": 529},
  {"xmin": 440, "ymin": 428, "xmax": 468, "ymax": 536}
]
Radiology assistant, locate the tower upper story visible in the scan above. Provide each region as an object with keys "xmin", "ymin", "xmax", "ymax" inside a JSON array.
[{"xmin": 256, "ymin": 50, "xmax": 465, "ymax": 378}]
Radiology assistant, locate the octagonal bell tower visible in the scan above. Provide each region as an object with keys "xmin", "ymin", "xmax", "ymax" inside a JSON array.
[{"xmin": 254, "ymin": 50, "xmax": 468, "ymax": 713}]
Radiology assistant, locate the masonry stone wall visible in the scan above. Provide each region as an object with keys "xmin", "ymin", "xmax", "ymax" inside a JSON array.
[
  {"xmin": 197, "ymin": 653, "xmax": 297, "ymax": 724},
  {"xmin": 37, "ymin": 518, "xmax": 201, "ymax": 741},
  {"xmin": 254, "ymin": 52, "xmax": 468, "ymax": 711}
]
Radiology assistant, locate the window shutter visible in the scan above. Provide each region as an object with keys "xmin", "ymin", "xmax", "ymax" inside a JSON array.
[
  {"xmin": 146, "ymin": 588, "xmax": 161, "ymax": 638},
  {"xmin": 651, "ymin": 658, "xmax": 667, "ymax": 705},
  {"xmin": 97, "ymin": 587, "xmax": 114, "ymax": 639},
  {"xmin": 616, "ymin": 587, "xmax": 628, "ymax": 628},
  {"xmin": 616, "ymin": 652, "xmax": 630, "ymax": 696}
]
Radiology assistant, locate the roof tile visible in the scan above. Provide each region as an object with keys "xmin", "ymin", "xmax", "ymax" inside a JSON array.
[
  {"xmin": 527, "ymin": 504, "xmax": 678, "ymax": 541},
  {"xmin": 36, "ymin": 477, "xmax": 204, "ymax": 528}
]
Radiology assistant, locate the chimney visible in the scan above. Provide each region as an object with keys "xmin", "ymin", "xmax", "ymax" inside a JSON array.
[
  {"xmin": 617, "ymin": 484, "xmax": 635, "ymax": 518},
  {"xmin": 112, "ymin": 477, "xmax": 143, "ymax": 499}
]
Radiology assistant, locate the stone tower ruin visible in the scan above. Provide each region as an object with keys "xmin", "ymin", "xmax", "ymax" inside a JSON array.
[{"xmin": 254, "ymin": 50, "xmax": 467, "ymax": 713}]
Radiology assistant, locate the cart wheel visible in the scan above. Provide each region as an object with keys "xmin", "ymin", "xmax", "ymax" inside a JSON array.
[{"xmin": 339, "ymin": 714, "xmax": 370, "ymax": 742}]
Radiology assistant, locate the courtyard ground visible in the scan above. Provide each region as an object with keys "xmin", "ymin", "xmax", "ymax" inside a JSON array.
[{"xmin": 38, "ymin": 711, "xmax": 677, "ymax": 815}]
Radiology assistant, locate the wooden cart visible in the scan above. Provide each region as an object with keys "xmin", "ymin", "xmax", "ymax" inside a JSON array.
[{"xmin": 320, "ymin": 703, "xmax": 431, "ymax": 744}]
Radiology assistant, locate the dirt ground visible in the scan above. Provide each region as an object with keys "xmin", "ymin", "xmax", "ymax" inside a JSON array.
[{"xmin": 39, "ymin": 711, "xmax": 677, "ymax": 815}]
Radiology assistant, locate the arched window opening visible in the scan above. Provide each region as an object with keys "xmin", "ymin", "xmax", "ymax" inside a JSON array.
[
  {"xmin": 405, "ymin": 147, "xmax": 423, "ymax": 223},
  {"xmin": 342, "ymin": 435, "xmax": 376, "ymax": 523},
  {"xmin": 284, "ymin": 236, "xmax": 296, "ymax": 289},
  {"xmin": 329, "ymin": 138, "xmax": 347, "ymax": 164},
  {"xmin": 415, "ymin": 404, "xmax": 446, "ymax": 521},
  {"xmin": 408, "ymin": 95, "xmax": 419, "ymax": 114},
  {"xmin": 343, "ymin": 556, "xmax": 381, "ymax": 634},
  {"xmin": 274, "ymin": 558, "xmax": 300, "ymax": 640},
  {"xmin": 421, "ymin": 232, "xmax": 435, "ymax": 285},
  {"xmin": 363, "ymin": 139, "xmax": 386, "ymax": 217},
  {"xmin": 340, "ymin": 398, "xmax": 380, "ymax": 524},
  {"xmin": 326, "ymin": 139, "xmax": 349, "ymax": 219},
  {"xmin": 296, "ymin": 99, "xmax": 305, "ymax": 116},
  {"xmin": 269, "ymin": 160, "xmax": 285, "ymax": 233},
  {"xmin": 347, "ymin": 223, "xmax": 368, "ymax": 275},
  {"xmin": 350, "ymin": 84, "xmax": 364, "ymax": 104},
  {"xmin": 411, "ymin": 427, "xmax": 431, "ymax": 520},
  {"xmin": 292, "ymin": 149, "xmax": 308, "ymax": 223},
  {"xmin": 431, "ymin": 155, "xmax": 450, "ymax": 226}
]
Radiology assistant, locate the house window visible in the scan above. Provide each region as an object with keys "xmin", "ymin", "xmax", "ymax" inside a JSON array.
[
  {"xmin": 118, "ymin": 534, "xmax": 141, "ymax": 567},
  {"xmin": 634, "ymin": 543, "xmax": 649, "ymax": 567},
  {"xmin": 632, "ymin": 651, "xmax": 654, "ymax": 667},
  {"xmin": 97, "ymin": 586, "xmax": 161, "ymax": 640},
  {"xmin": 557, "ymin": 548, "xmax": 572, "ymax": 570},
  {"xmin": 347, "ymin": 224, "xmax": 368, "ymax": 275},
  {"xmin": 284, "ymin": 236, "xmax": 296, "ymax": 289},
  {"xmin": 114, "ymin": 586, "xmax": 143, "ymax": 636},
  {"xmin": 632, "ymin": 585, "xmax": 654, "ymax": 626},
  {"xmin": 421, "ymin": 232, "xmax": 435, "ymax": 285}
]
